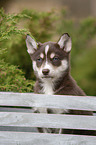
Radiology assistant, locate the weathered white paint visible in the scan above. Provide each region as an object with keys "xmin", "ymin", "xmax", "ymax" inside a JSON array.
[
  {"xmin": 0, "ymin": 92, "xmax": 96, "ymax": 145},
  {"xmin": 0, "ymin": 132, "xmax": 96, "ymax": 145},
  {"xmin": 0, "ymin": 92, "xmax": 96, "ymax": 111},
  {"xmin": 0, "ymin": 112, "xmax": 96, "ymax": 130}
]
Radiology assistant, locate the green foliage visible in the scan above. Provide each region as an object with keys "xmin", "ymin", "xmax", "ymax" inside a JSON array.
[
  {"xmin": 0, "ymin": 8, "xmax": 34, "ymax": 92},
  {"xmin": 0, "ymin": 60, "xmax": 34, "ymax": 92},
  {"xmin": 21, "ymin": 9, "xmax": 56, "ymax": 42},
  {"xmin": 0, "ymin": 8, "xmax": 30, "ymax": 41},
  {"xmin": 71, "ymin": 47, "xmax": 96, "ymax": 96}
]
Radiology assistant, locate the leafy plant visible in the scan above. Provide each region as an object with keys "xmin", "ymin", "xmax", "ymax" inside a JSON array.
[
  {"xmin": 0, "ymin": 60, "xmax": 34, "ymax": 92},
  {"xmin": 0, "ymin": 8, "xmax": 34, "ymax": 92},
  {"xmin": 0, "ymin": 8, "xmax": 30, "ymax": 41}
]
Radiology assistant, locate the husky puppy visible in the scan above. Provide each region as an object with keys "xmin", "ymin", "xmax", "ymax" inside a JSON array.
[{"xmin": 26, "ymin": 33, "xmax": 93, "ymax": 134}]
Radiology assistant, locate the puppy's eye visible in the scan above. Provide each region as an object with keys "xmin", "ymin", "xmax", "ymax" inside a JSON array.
[
  {"xmin": 37, "ymin": 58, "xmax": 42, "ymax": 62},
  {"xmin": 52, "ymin": 56, "xmax": 59, "ymax": 61}
]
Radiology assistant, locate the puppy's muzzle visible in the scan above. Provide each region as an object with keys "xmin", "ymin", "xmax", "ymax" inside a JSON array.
[{"xmin": 42, "ymin": 69, "xmax": 50, "ymax": 76}]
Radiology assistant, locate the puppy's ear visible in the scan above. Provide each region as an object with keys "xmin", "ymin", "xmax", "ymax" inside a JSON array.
[
  {"xmin": 26, "ymin": 35, "xmax": 37, "ymax": 54},
  {"xmin": 58, "ymin": 33, "xmax": 72, "ymax": 52}
]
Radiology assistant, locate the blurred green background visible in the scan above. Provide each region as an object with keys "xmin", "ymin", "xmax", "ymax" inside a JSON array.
[{"xmin": 0, "ymin": 0, "xmax": 96, "ymax": 95}]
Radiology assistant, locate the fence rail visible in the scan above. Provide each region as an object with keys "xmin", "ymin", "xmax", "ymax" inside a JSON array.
[
  {"xmin": 0, "ymin": 92, "xmax": 96, "ymax": 111},
  {"xmin": 0, "ymin": 92, "xmax": 96, "ymax": 145}
]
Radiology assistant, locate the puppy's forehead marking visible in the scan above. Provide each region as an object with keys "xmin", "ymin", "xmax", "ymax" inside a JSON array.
[
  {"xmin": 50, "ymin": 53, "xmax": 55, "ymax": 59},
  {"xmin": 45, "ymin": 45, "xmax": 49, "ymax": 55},
  {"xmin": 40, "ymin": 53, "xmax": 44, "ymax": 59}
]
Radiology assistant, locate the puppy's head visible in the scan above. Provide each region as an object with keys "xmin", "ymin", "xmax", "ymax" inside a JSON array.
[{"xmin": 26, "ymin": 33, "xmax": 72, "ymax": 81}]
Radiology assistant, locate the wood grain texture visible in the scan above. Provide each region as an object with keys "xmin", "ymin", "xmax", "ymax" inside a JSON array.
[
  {"xmin": 0, "ymin": 92, "xmax": 96, "ymax": 111},
  {"xmin": 0, "ymin": 112, "xmax": 96, "ymax": 130},
  {"xmin": 0, "ymin": 92, "xmax": 96, "ymax": 144},
  {"xmin": 0, "ymin": 132, "xmax": 96, "ymax": 145}
]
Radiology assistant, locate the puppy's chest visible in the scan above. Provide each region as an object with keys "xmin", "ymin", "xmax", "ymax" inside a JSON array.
[
  {"xmin": 37, "ymin": 80, "xmax": 69, "ymax": 114},
  {"xmin": 40, "ymin": 79, "xmax": 54, "ymax": 95}
]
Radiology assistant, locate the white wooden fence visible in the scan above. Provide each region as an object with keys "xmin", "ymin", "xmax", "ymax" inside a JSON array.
[{"xmin": 0, "ymin": 92, "xmax": 96, "ymax": 145}]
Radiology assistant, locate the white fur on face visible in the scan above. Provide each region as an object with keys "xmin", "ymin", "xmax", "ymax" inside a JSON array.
[
  {"xmin": 50, "ymin": 53, "xmax": 55, "ymax": 59},
  {"xmin": 45, "ymin": 45, "xmax": 49, "ymax": 56},
  {"xmin": 52, "ymin": 60, "xmax": 68, "ymax": 80},
  {"xmin": 33, "ymin": 59, "xmax": 68, "ymax": 94},
  {"xmin": 40, "ymin": 53, "xmax": 44, "ymax": 59},
  {"xmin": 33, "ymin": 61, "xmax": 54, "ymax": 95}
]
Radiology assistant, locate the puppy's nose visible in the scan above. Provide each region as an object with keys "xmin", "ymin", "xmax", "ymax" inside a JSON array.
[{"xmin": 42, "ymin": 69, "xmax": 50, "ymax": 75}]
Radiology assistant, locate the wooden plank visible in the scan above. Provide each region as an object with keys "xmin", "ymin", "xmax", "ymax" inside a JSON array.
[
  {"xmin": 0, "ymin": 131, "xmax": 96, "ymax": 145},
  {"xmin": 0, "ymin": 126, "xmax": 38, "ymax": 132},
  {"xmin": 0, "ymin": 92, "xmax": 96, "ymax": 111},
  {"xmin": 0, "ymin": 107, "xmax": 33, "ymax": 113},
  {"xmin": 0, "ymin": 112, "xmax": 96, "ymax": 130}
]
